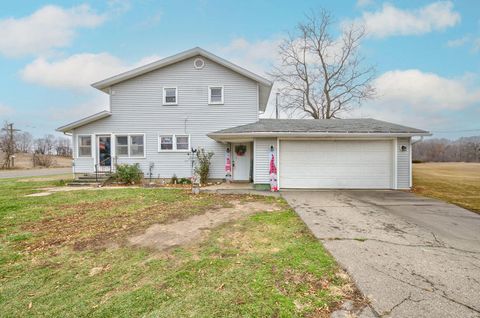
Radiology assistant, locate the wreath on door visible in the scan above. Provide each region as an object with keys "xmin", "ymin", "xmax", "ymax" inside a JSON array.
[{"xmin": 235, "ymin": 145, "xmax": 247, "ymax": 156}]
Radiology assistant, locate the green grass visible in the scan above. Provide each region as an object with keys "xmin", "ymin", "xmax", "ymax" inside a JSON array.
[
  {"xmin": 413, "ymin": 162, "xmax": 480, "ymax": 213},
  {"xmin": 0, "ymin": 177, "xmax": 351, "ymax": 317}
]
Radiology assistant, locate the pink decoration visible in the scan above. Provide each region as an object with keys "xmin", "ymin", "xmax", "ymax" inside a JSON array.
[{"xmin": 269, "ymin": 150, "xmax": 278, "ymax": 192}]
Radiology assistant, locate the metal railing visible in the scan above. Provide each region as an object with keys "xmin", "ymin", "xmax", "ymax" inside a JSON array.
[{"xmin": 94, "ymin": 157, "xmax": 116, "ymax": 182}]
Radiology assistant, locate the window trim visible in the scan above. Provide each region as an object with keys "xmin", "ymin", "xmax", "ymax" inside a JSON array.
[
  {"xmin": 158, "ymin": 134, "xmax": 191, "ymax": 152},
  {"xmin": 208, "ymin": 86, "xmax": 224, "ymax": 105},
  {"xmin": 163, "ymin": 87, "xmax": 178, "ymax": 105},
  {"xmin": 115, "ymin": 135, "xmax": 129, "ymax": 158},
  {"xmin": 158, "ymin": 135, "xmax": 174, "ymax": 152},
  {"xmin": 77, "ymin": 134, "xmax": 92, "ymax": 158},
  {"xmin": 114, "ymin": 133, "xmax": 146, "ymax": 158}
]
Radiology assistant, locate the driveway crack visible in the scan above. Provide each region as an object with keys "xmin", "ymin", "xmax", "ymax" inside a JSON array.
[
  {"xmin": 319, "ymin": 236, "xmax": 480, "ymax": 255},
  {"xmin": 372, "ymin": 266, "xmax": 480, "ymax": 314},
  {"xmin": 380, "ymin": 293, "xmax": 425, "ymax": 317}
]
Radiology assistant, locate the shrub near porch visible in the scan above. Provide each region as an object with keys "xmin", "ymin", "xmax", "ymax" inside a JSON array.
[{"xmin": 0, "ymin": 177, "xmax": 357, "ymax": 317}]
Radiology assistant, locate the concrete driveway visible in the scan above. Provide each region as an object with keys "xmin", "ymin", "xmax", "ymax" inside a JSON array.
[{"xmin": 282, "ymin": 190, "xmax": 480, "ymax": 318}]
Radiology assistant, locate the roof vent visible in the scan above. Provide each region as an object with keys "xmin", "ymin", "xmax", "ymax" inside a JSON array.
[{"xmin": 194, "ymin": 58, "xmax": 205, "ymax": 69}]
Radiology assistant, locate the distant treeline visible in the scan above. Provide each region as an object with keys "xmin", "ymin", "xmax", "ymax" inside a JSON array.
[{"xmin": 413, "ymin": 136, "xmax": 480, "ymax": 162}]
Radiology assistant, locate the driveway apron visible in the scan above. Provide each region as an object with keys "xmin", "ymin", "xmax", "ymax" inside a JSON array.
[{"xmin": 282, "ymin": 190, "xmax": 480, "ymax": 318}]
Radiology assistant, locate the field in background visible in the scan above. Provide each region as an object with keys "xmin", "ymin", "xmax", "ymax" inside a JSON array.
[
  {"xmin": 413, "ymin": 162, "xmax": 480, "ymax": 213},
  {"xmin": 1, "ymin": 152, "xmax": 71, "ymax": 169}
]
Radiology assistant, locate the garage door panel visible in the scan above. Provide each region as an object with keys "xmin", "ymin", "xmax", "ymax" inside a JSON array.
[{"xmin": 280, "ymin": 140, "xmax": 393, "ymax": 189}]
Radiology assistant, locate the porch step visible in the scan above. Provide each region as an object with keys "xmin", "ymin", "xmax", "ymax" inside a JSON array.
[
  {"xmin": 77, "ymin": 176, "xmax": 110, "ymax": 181},
  {"xmin": 68, "ymin": 173, "xmax": 112, "ymax": 186},
  {"xmin": 68, "ymin": 181, "xmax": 102, "ymax": 187}
]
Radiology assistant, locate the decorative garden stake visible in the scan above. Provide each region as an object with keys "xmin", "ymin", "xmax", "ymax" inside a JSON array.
[
  {"xmin": 269, "ymin": 145, "xmax": 278, "ymax": 192},
  {"xmin": 225, "ymin": 147, "xmax": 232, "ymax": 183}
]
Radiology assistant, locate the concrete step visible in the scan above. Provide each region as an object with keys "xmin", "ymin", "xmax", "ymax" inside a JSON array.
[
  {"xmin": 77, "ymin": 176, "xmax": 110, "ymax": 181},
  {"xmin": 67, "ymin": 182, "xmax": 101, "ymax": 187}
]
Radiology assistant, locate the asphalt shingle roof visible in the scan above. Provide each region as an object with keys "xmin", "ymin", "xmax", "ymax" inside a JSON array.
[{"xmin": 211, "ymin": 118, "xmax": 429, "ymax": 134}]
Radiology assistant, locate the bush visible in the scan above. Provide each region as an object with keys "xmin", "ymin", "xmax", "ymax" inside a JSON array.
[
  {"xmin": 179, "ymin": 177, "xmax": 191, "ymax": 185},
  {"xmin": 171, "ymin": 174, "xmax": 178, "ymax": 184},
  {"xmin": 115, "ymin": 164, "xmax": 143, "ymax": 184},
  {"xmin": 33, "ymin": 153, "xmax": 55, "ymax": 167},
  {"xmin": 412, "ymin": 160, "xmax": 423, "ymax": 164},
  {"xmin": 195, "ymin": 148, "xmax": 214, "ymax": 185}
]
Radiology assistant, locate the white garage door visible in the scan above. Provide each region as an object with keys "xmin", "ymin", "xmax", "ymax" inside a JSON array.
[{"xmin": 279, "ymin": 140, "xmax": 394, "ymax": 189}]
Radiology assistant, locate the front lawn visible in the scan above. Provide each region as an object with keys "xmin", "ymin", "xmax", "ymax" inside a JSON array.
[
  {"xmin": 0, "ymin": 177, "xmax": 355, "ymax": 317},
  {"xmin": 413, "ymin": 162, "xmax": 480, "ymax": 213}
]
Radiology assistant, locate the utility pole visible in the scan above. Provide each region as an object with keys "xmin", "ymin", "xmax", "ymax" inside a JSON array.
[
  {"xmin": 1, "ymin": 122, "xmax": 20, "ymax": 168},
  {"xmin": 275, "ymin": 92, "xmax": 280, "ymax": 119}
]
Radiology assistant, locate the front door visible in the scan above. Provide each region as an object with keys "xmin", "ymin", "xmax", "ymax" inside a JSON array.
[
  {"xmin": 97, "ymin": 136, "xmax": 111, "ymax": 167},
  {"xmin": 232, "ymin": 143, "xmax": 251, "ymax": 181}
]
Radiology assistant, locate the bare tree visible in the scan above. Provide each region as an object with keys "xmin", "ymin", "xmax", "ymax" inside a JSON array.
[
  {"xmin": 15, "ymin": 131, "xmax": 33, "ymax": 153},
  {"xmin": 0, "ymin": 122, "xmax": 18, "ymax": 168},
  {"xmin": 34, "ymin": 134, "xmax": 56, "ymax": 155},
  {"xmin": 271, "ymin": 9, "xmax": 375, "ymax": 119},
  {"xmin": 413, "ymin": 136, "xmax": 480, "ymax": 162},
  {"xmin": 55, "ymin": 136, "xmax": 72, "ymax": 157}
]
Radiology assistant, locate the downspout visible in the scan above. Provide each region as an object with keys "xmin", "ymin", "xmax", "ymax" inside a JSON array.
[
  {"xmin": 411, "ymin": 136, "xmax": 424, "ymax": 145},
  {"xmin": 410, "ymin": 136, "xmax": 424, "ymax": 188},
  {"xmin": 62, "ymin": 131, "xmax": 74, "ymax": 179}
]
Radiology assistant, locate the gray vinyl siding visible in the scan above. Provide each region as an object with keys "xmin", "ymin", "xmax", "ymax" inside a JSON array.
[
  {"xmin": 396, "ymin": 137, "xmax": 411, "ymax": 189},
  {"xmin": 72, "ymin": 55, "xmax": 259, "ymax": 178},
  {"xmin": 72, "ymin": 133, "xmax": 94, "ymax": 173},
  {"xmin": 254, "ymin": 138, "xmax": 277, "ymax": 184}
]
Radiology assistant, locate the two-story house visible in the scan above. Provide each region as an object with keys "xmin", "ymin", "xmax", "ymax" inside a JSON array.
[{"xmin": 57, "ymin": 47, "xmax": 430, "ymax": 189}]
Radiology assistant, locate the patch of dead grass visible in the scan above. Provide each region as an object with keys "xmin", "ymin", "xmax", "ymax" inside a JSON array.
[{"xmin": 19, "ymin": 193, "xmax": 269, "ymax": 252}]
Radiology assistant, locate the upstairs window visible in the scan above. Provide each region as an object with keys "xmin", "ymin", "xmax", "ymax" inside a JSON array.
[
  {"xmin": 163, "ymin": 87, "xmax": 177, "ymax": 105},
  {"xmin": 78, "ymin": 135, "xmax": 92, "ymax": 157},
  {"xmin": 208, "ymin": 86, "xmax": 224, "ymax": 104}
]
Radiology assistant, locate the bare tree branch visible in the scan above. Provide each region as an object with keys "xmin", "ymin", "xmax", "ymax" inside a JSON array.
[{"xmin": 269, "ymin": 9, "xmax": 375, "ymax": 119}]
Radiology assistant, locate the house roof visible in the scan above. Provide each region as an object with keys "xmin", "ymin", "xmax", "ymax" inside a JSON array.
[
  {"xmin": 208, "ymin": 118, "xmax": 431, "ymax": 140},
  {"xmin": 56, "ymin": 110, "xmax": 111, "ymax": 133},
  {"xmin": 91, "ymin": 47, "xmax": 273, "ymax": 111}
]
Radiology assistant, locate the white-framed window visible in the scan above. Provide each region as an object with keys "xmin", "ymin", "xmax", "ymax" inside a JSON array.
[
  {"xmin": 115, "ymin": 134, "xmax": 145, "ymax": 158},
  {"xmin": 159, "ymin": 135, "xmax": 173, "ymax": 150},
  {"xmin": 175, "ymin": 135, "xmax": 190, "ymax": 150},
  {"xmin": 158, "ymin": 134, "xmax": 190, "ymax": 152},
  {"xmin": 77, "ymin": 135, "xmax": 92, "ymax": 157},
  {"xmin": 163, "ymin": 87, "xmax": 178, "ymax": 105},
  {"xmin": 130, "ymin": 135, "xmax": 145, "ymax": 157},
  {"xmin": 115, "ymin": 135, "xmax": 128, "ymax": 157},
  {"xmin": 208, "ymin": 86, "xmax": 224, "ymax": 104}
]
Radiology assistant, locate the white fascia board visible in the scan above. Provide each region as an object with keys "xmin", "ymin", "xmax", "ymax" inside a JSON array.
[
  {"xmin": 208, "ymin": 131, "xmax": 432, "ymax": 141},
  {"xmin": 56, "ymin": 111, "xmax": 111, "ymax": 133}
]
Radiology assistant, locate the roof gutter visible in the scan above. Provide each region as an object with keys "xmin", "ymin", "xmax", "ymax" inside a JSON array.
[
  {"xmin": 208, "ymin": 131, "xmax": 432, "ymax": 140},
  {"xmin": 56, "ymin": 111, "xmax": 112, "ymax": 133}
]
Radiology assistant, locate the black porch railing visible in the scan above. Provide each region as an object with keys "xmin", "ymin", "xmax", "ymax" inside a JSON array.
[{"xmin": 94, "ymin": 157, "xmax": 116, "ymax": 182}]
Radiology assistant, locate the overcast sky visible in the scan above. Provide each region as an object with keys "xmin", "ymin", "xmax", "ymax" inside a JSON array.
[{"xmin": 0, "ymin": 0, "xmax": 479, "ymax": 139}]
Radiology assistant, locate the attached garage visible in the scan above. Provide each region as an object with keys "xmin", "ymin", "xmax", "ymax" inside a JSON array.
[
  {"xmin": 279, "ymin": 140, "xmax": 393, "ymax": 189},
  {"xmin": 208, "ymin": 118, "xmax": 431, "ymax": 190}
]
